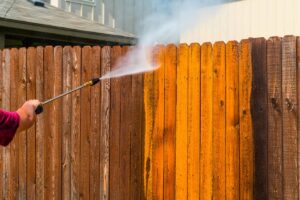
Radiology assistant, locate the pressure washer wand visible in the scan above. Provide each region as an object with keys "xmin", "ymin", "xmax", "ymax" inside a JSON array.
[{"xmin": 35, "ymin": 78, "xmax": 101, "ymax": 114}]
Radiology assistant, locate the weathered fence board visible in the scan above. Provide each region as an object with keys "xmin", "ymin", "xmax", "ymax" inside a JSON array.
[
  {"xmin": 267, "ymin": 37, "xmax": 283, "ymax": 199},
  {"xmin": 282, "ymin": 35, "xmax": 298, "ymax": 200},
  {"xmin": 0, "ymin": 36, "xmax": 300, "ymax": 200}
]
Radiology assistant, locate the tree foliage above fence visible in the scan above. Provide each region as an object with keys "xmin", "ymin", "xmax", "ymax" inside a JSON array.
[{"xmin": 0, "ymin": 35, "xmax": 299, "ymax": 200}]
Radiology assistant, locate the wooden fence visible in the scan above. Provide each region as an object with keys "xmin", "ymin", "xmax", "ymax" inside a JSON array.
[{"xmin": 0, "ymin": 35, "xmax": 299, "ymax": 200}]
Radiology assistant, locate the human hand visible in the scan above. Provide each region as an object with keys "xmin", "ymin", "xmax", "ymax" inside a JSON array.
[{"xmin": 16, "ymin": 100, "xmax": 40, "ymax": 132}]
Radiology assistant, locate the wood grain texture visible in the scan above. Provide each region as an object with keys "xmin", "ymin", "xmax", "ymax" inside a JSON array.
[
  {"xmin": 0, "ymin": 49, "xmax": 3, "ymax": 199},
  {"xmin": 70, "ymin": 46, "xmax": 81, "ymax": 200},
  {"xmin": 163, "ymin": 44, "xmax": 176, "ymax": 200},
  {"xmin": 212, "ymin": 42, "xmax": 226, "ymax": 200},
  {"xmin": 62, "ymin": 46, "xmax": 72, "ymax": 200},
  {"xmin": 109, "ymin": 46, "xmax": 121, "ymax": 200},
  {"xmin": 187, "ymin": 43, "xmax": 201, "ymax": 200},
  {"xmin": 119, "ymin": 46, "xmax": 132, "ymax": 200},
  {"xmin": 80, "ymin": 46, "xmax": 92, "ymax": 200},
  {"xmin": 297, "ymin": 36, "xmax": 300, "ymax": 200},
  {"xmin": 27, "ymin": 47, "xmax": 37, "ymax": 200},
  {"xmin": 100, "ymin": 46, "xmax": 110, "ymax": 200},
  {"xmin": 200, "ymin": 43, "xmax": 213, "ymax": 200},
  {"xmin": 143, "ymin": 47, "xmax": 156, "ymax": 200},
  {"xmin": 282, "ymin": 35, "xmax": 298, "ymax": 200},
  {"xmin": 251, "ymin": 38, "xmax": 268, "ymax": 200},
  {"xmin": 9, "ymin": 48, "xmax": 19, "ymax": 200},
  {"xmin": 18, "ymin": 47, "xmax": 27, "ymax": 200},
  {"xmin": 225, "ymin": 41, "xmax": 240, "ymax": 200},
  {"xmin": 152, "ymin": 45, "xmax": 165, "ymax": 200},
  {"xmin": 130, "ymin": 72, "xmax": 143, "ymax": 200},
  {"xmin": 45, "ymin": 46, "xmax": 63, "ymax": 200},
  {"xmin": 35, "ymin": 46, "xmax": 45, "ymax": 200},
  {"xmin": 2, "ymin": 49, "xmax": 10, "ymax": 199},
  {"xmin": 267, "ymin": 37, "xmax": 283, "ymax": 200},
  {"xmin": 239, "ymin": 40, "xmax": 253, "ymax": 200},
  {"xmin": 90, "ymin": 46, "xmax": 101, "ymax": 200},
  {"xmin": 175, "ymin": 44, "xmax": 188, "ymax": 200}
]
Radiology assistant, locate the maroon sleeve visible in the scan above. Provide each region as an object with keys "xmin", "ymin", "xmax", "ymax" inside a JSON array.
[{"xmin": 0, "ymin": 110, "xmax": 20, "ymax": 146}]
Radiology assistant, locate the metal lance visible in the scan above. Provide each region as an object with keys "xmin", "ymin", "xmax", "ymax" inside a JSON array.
[{"xmin": 35, "ymin": 78, "xmax": 101, "ymax": 114}]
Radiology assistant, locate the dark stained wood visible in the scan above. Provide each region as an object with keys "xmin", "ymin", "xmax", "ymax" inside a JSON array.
[
  {"xmin": 250, "ymin": 38, "xmax": 268, "ymax": 199},
  {"xmin": 130, "ymin": 72, "xmax": 143, "ymax": 200},
  {"xmin": 119, "ymin": 46, "xmax": 132, "ymax": 200},
  {"xmin": 80, "ymin": 46, "xmax": 92, "ymax": 200},
  {"xmin": 26, "ymin": 47, "xmax": 37, "ymax": 200},
  {"xmin": 109, "ymin": 46, "xmax": 121, "ymax": 200},
  {"xmin": 62, "ymin": 46, "xmax": 72, "ymax": 200},
  {"xmin": 9, "ymin": 48, "xmax": 19, "ymax": 200},
  {"xmin": 35, "ymin": 46, "xmax": 45, "ymax": 200},
  {"xmin": 70, "ymin": 46, "xmax": 81, "ymax": 200},
  {"xmin": 163, "ymin": 44, "xmax": 176, "ymax": 200},
  {"xmin": 90, "ymin": 46, "xmax": 101, "ymax": 200},
  {"xmin": 100, "ymin": 46, "xmax": 110, "ymax": 200},
  {"xmin": 282, "ymin": 35, "xmax": 298, "ymax": 200},
  {"xmin": 267, "ymin": 37, "xmax": 283, "ymax": 199},
  {"xmin": 18, "ymin": 48, "xmax": 27, "ymax": 200}
]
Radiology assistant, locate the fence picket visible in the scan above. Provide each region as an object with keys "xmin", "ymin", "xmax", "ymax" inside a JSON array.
[
  {"xmin": 267, "ymin": 37, "xmax": 283, "ymax": 199},
  {"xmin": 187, "ymin": 43, "xmax": 201, "ymax": 200},
  {"xmin": 282, "ymin": 36, "xmax": 298, "ymax": 200}
]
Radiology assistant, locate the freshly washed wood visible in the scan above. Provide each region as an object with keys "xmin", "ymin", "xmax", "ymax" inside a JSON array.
[
  {"xmin": 163, "ymin": 44, "xmax": 176, "ymax": 200},
  {"xmin": 187, "ymin": 43, "xmax": 201, "ymax": 200},
  {"xmin": 212, "ymin": 41, "xmax": 226, "ymax": 200},
  {"xmin": 225, "ymin": 41, "xmax": 240, "ymax": 200},
  {"xmin": 18, "ymin": 48, "xmax": 27, "ymax": 200},
  {"xmin": 90, "ymin": 46, "xmax": 101, "ymax": 200},
  {"xmin": 109, "ymin": 46, "xmax": 121, "ymax": 200},
  {"xmin": 239, "ymin": 40, "xmax": 253, "ymax": 200},
  {"xmin": 80, "ymin": 46, "xmax": 92, "ymax": 200},
  {"xmin": 251, "ymin": 38, "xmax": 268, "ymax": 199},
  {"xmin": 175, "ymin": 44, "xmax": 188, "ymax": 200},
  {"xmin": 26, "ymin": 47, "xmax": 37, "ymax": 200},
  {"xmin": 0, "ymin": 50, "xmax": 2, "ymax": 199},
  {"xmin": 70, "ymin": 46, "xmax": 81, "ymax": 200},
  {"xmin": 267, "ymin": 37, "xmax": 283, "ymax": 199},
  {"xmin": 200, "ymin": 43, "xmax": 213, "ymax": 199},
  {"xmin": 62, "ymin": 46, "xmax": 72, "ymax": 200},
  {"xmin": 35, "ymin": 46, "xmax": 44, "ymax": 200},
  {"xmin": 100, "ymin": 46, "xmax": 110, "ymax": 200},
  {"xmin": 152, "ymin": 45, "xmax": 164, "ymax": 200},
  {"xmin": 282, "ymin": 36, "xmax": 298, "ymax": 200}
]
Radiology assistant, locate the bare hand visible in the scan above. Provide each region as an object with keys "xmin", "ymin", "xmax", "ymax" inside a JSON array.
[{"xmin": 16, "ymin": 100, "xmax": 40, "ymax": 132}]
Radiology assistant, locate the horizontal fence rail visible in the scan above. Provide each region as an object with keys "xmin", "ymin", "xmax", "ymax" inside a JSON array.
[{"xmin": 0, "ymin": 35, "xmax": 299, "ymax": 200}]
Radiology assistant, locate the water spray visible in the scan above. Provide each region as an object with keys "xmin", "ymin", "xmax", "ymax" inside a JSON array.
[{"xmin": 35, "ymin": 77, "xmax": 102, "ymax": 114}]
